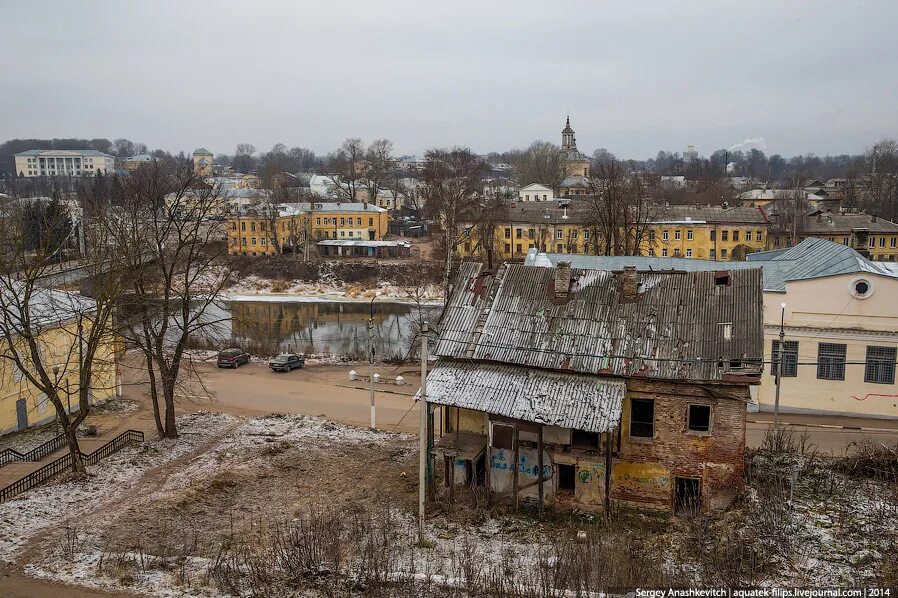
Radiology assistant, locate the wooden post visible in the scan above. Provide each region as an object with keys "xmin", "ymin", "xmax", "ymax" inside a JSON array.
[
  {"xmin": 512, "ymin": 426, "xmax": 520, "ymax": 512},
  {"xmin": 418, "ymin": 321, "xmax": 429, "ymax": 544},
  {"xmin": 537, "ymin": 425, "xmax": 544, "ymax": 519},
  {"xmin": 604, "ymin": 429, "xmax": 613, "ymax": 519},
  {"xmin": 485, "ymin": 421, "xmax": 492, "ymax": 506}
]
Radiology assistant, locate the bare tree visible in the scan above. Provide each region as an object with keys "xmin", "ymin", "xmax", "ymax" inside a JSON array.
[
  {"xmin": 0, "ymin": 193, "xmax": 125, "ymax": 472},
  {"xmin": 582, "ymin": 157, "xmax": 656, "ymax": 255},
  {"xmin": 508, "ymin": 141, "xmax": 567, "ymax": 190},
  {"xmin": 326, "ymin": 138, "xmax": 366, "ymax": 201},
  {"xmin": 422, "ymin": 148, "xmax": 489, "ymax": 304},
  {"xmin": 112, "ymin": 164, "xmax": 231, "ymax": 438},
  {"xmin": 867, "ymin": 138, "xmax": 898, "ymax": 220},
  {"xmin": 363, "ymin": 138, "xmax": 394, "ymax": 207}
]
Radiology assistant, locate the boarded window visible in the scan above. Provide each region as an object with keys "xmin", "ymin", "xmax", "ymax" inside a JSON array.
[
  {"xmin": 817, "ymin": 343, "xmax": 846, "ymax": 380},
  {"xmin": 687, "ymin": 405, "xmax": 711, "ymax": 433},
  {"xmin": 629, "ymin": 399, "xmax": 654, "ymax": 438},
  {"xmin": 865, "ymin": 346, "xmax": 896, "ymax": 384},
  {"xmin": 571, "ymin": 429, "xmax": 599, "ymax": 450},
  {"xmin": 771, "ymin": 340, "xmax": 799, "ymax": 377},
  {"xmin": 492, "ymin": 423, "xmax": 514, "ymax": 450}
]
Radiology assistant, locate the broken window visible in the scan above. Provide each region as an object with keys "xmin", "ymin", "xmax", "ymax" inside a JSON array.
[
  {"xmin": 675, "ymin": 477, "xmax": 701, "ymax": 515},
  {"xmin": 687, "ymin": 405, "xmax": 711, "ymax": 433},
  {"xmin": 714, "ymin": 273, "xmax": 730, "ymax": 286},
  {"xmin": 571, "ymin": 429, "xmax": 599, "ymax": 450},
  {"xmin": 491, "ymin": 423, "xmax": 514, "ymax": 450},
  {"xmin": 629, "ymin": 399, "xmax": 654, "ymax": 438}
]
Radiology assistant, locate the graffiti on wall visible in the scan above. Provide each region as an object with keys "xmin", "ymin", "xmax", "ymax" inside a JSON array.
[{"xmin": 490, "ymin": 448, "xmax": 552, "ymax": 479}]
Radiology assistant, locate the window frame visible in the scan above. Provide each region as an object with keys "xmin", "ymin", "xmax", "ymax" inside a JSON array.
[
  {"xmin": 817, "ymin": 342, "xmax": 846, "ymax": 381},
  {"xmin": 686, "ymin": 404, "xmax": 712, "ymax": 435},
  {"xmin": 865, "ymin": 346, "xmax": 896, "ymax": 385},
  {"xmin": 771, "ymin": 340, "xmax": 799, "ymax": 377},
  {"xmin": 629, "ymin": 398, "xmax": 655, "ymax": 439}
]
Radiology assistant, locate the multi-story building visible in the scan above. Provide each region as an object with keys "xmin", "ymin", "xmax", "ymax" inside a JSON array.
[
  {"xmin": 526, "ymin": 237, "xmax": 898, "ymax": 419},
  {"xmin": 227, "ymin": 201, "xmax": 389, "ymax": 257},
  {"xmin": 647, "ymin": 205, "xmax": 770, "ymax": 260},
  {"xmin": 768, "ymin": 211, "xmax": 898, "ymax": 262},
  {"xmin": 457, "ymin": 201, "xmax": 770, "ymax": 262},
  {"xmin": 14, "ymin": 150, "xmax": 115, "ymax": 178}
]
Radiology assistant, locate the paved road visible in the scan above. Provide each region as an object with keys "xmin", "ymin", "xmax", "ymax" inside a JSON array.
[{"xmin": 157, "ymin": 359, "xmax": 898, "ymax": 454}]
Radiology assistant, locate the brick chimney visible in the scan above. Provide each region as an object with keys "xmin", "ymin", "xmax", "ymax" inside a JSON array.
[
  {"xmin": 554, "ymin": 261, "xmax": 571, "ymax": 298},
  {"xmin": 621, "ymin": 265, "xmax": 638, "ymax": 301}
]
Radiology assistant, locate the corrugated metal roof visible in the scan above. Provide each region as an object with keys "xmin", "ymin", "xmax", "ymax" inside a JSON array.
[
  {"xmin": 436, "ymin": 262, "xmax": 763, "ymax": 382},
  {"xmin": 526, "ymin": 238, "xmax": 898, "ymax": 292},
  {"xmin": 420, "ymin": 361, "xmax": 624, "ymax": 433}
]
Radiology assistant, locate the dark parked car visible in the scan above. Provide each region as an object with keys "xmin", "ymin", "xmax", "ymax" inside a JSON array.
[
  {"xmin": 217, "ymin": 348, "xmax": 250, "ymax": 368},
  {"xmin": 269, "ymin": 353, "xmax": 305, "ymax": 372}
]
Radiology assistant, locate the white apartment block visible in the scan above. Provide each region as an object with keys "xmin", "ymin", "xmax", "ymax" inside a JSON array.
[{"xmin": 15, "ymin": 149, "xmax": 115, "ymax": 178}]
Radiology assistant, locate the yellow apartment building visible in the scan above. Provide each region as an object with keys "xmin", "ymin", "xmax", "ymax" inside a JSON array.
[
  {"xmin": 228, "ymin": 201, "xmax": 390, "ymax": 256},
  {"xmin": 1, "ymin": 289, "xmax": 118, "ymax": 435},
  {"xmin": 458, "ymin": 201, "xmax": 771, "ymax": 262},
  {"xmin": 767, "ymin": 211, "xmax": 898, "ymax": 262}
]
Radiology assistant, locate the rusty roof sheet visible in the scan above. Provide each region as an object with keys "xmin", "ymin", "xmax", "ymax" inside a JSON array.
[
  {"xmin": 420, "ymin": 361, "xmax": 624, "ymax": 433},
  {"xmin": 436, "ymin": 262, "xmax": 763, "ymax": 383}
]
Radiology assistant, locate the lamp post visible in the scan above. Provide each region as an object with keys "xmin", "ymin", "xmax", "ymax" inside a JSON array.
[
  {"xmin": 773, "ymin": 302, "xmax": 786, "ymax": 425},
  {"xmin": 368, "ymin": 295, "xmax": 376, "ymax": 429}
]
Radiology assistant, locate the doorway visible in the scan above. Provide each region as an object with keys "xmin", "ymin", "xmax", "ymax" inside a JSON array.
[
  {"xmin": 558, "ymin": 463, "xmax": 576, "ymax": 495},
  {"xmin": 674, "ymin": 477, "xmax": 701, "ymax": 515},
  {"xmin": 15, "ymin": 398, "xmax": 28, "ymax": 431}
]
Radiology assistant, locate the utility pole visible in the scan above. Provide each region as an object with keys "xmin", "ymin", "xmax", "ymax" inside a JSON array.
[
  {"xmin": 368, "ymin": 297, "xmax": 376, "ymax": 429},
  {"xmin": 418, "ymin": 321, "xmax": 429, "ymax": 545},
  {"xmin": 773, "ymin": 302, "xmax": 786, "ymax": 425}
]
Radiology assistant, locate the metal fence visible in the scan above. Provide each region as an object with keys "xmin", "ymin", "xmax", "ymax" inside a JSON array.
[
  {"xmin": 0, "ymin": 433, "xmax": 66, "ymax": 467},
  {"xmin": 0, "ymin": 429, "xmax": 144, "ymax": 504}
]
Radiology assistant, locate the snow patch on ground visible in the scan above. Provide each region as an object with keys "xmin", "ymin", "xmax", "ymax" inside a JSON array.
[{"xmin": 0, "ymin": 411, "xmax": 237, "ymax": 566}]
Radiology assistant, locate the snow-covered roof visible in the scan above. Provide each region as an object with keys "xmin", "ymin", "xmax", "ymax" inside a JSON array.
[{"xmin": 420, "ymin": 361, "xmax": 625, "ymax": 433}]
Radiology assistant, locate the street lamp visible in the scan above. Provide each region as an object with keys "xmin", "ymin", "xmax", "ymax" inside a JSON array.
[{"xmin": 773, "ymin": 302, "xmax": 786, "ymax": 425}]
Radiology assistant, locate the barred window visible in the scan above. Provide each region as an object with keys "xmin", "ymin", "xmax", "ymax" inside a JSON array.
[
  {"xmin": 771, "ymin": 340, "xmax": 799, "ymax": 377},
  {"xmin": 817, "ymin": 343, "xmax": 846, "ymax": 380},
  {"xmin": 865, "ymin": 346, "xmax": 896, "ymax": 384}
]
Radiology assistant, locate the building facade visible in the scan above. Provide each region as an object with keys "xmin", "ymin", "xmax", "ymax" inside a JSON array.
[
  {"xmin": 767, "ymin": 211, "xmax": 898, "ymax": 262},
  {"xmin": 518, "ymin": 183, "xmax": 555, "ymax": 202},
  {"xmin": 528, "ymin": 237, "xmax": 898, "ymax": 419},
  {"xmin": 227, "ymin": 202, "xmax": 390, "ymax": 256},
  {"xmin": 193, "ymin": 148, "xmax": 214, "ymax": 177},
  {"xmin": 14, "ymin": 150, "xmax": 115, "ymax": 178},
  {"xmin": 425, "ymin": 262, "xmax": 763, "ymax": 513}
]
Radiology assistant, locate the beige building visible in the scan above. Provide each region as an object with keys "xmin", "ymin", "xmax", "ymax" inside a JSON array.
[
  {"xmin": 14, "ymin": 150, "xmax": 115, "ymax": 178},
  {"xmin": 193, "ymin": 148, "xmax": 214, "ymax": 177},
  {"xmin": 528, "ymin": 237, "xmax": 898, "ymax": 419}
]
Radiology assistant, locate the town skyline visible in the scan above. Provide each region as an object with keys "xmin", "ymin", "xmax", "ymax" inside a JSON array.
[{"xmin": 3, "ymin": 1, "xmax": 898, "ymax": 158}]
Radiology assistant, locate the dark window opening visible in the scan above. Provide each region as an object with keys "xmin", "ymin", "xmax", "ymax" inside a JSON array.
[
  {"xmin": 714, "ymin": 273, "xmax": 730, "ymax": 286},
  {"xmin": 630, "ymin": 399, "xmax": 654, "ymax": 438},
  {"xmin": 571, "ymin": 429, "xmax": 599, "ymax": 450},
  {"xmin": 558, "ymin": 463, "xmax": 575, "ymax": 493},
  {"xmin": 687, "ymin": 405, "xmax": 711, "ymax": 433},
  {"xmin": 854, "ymin": 280, "xmax": 870, "ymax": 296},
  {"xmin": 492, "ymin": 424, "xmax": 514, "ymax": 450},
  {"xmin": 675, "ymin": 477, "xmax": 701, "ymax": 515}
]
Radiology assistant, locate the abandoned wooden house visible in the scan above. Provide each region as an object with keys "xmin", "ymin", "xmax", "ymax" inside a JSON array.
[{"xmin": 424, "ymin": 261, "xmax": 764, "ymax": 514}]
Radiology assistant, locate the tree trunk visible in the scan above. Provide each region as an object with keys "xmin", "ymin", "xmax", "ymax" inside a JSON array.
[
  {"xmin": 162, "ymin": 378, "xmax": 179, "ymax": 438},
  {"xmin": 145, "ymin": 355, "xmax": 164, "ymax": 439},
  {"xmin": 66, "ymin": 425, "xmax": 86, "ymax": 473}
]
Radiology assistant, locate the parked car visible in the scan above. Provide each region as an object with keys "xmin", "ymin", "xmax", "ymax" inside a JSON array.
[
  {"xmin": 269, "ymin": 353, "xmax": 305, "ymax": 372},
  {"xmin": 217, "ymin": 348, "xmax": 250, "ymax": 368}
]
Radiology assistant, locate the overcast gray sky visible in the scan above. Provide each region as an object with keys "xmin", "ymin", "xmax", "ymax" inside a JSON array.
[{"xmin": 2, "ymin": 0, "xmax": 897, "ymax": 159}]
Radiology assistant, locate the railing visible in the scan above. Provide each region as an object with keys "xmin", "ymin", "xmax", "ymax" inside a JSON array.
[
  {"xmin": 0, "ymin": 429, "xmax": 144, "ymax": 504},
  {"xmin": 0, "ymin": 433, "xmax": 67, "ymax": 467}
]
